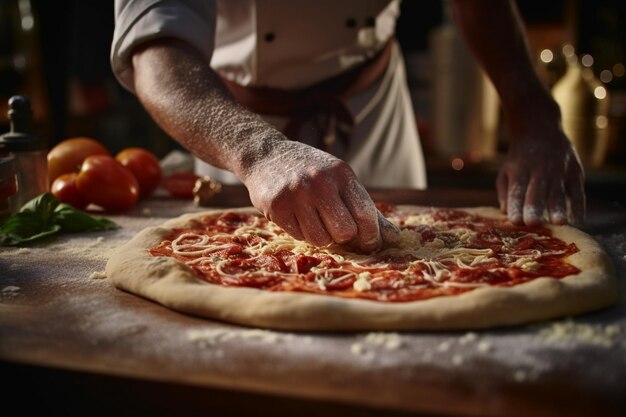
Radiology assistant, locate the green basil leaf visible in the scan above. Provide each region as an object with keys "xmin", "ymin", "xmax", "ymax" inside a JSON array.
[
  {"xmin": 20, "ymin": 192, "xmax": 59, "ymax": 223},
  {"xmin": 0, "ymin": 211, "xmax": 61, "ymax": 245},
  {"xmin": 0, "ymin": 193, "xmax": 119, "ymax": 246},
  {"xmin": 54, "ymin": 203, "xmax": 119, "ymax": 232}
]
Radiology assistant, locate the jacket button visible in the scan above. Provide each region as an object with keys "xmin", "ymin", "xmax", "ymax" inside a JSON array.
[
  {"xmin": 345, "ymin": 18, "xmax": 357, "ymax": 28},
  {"xmin": 264, "ymin": 32, "xmax": 275, "ymax": 42}
]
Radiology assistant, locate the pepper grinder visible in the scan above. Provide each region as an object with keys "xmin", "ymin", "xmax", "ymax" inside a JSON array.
[{"xmin": 0, "ymin": 95, "xmax": 48, "ymax": 213}]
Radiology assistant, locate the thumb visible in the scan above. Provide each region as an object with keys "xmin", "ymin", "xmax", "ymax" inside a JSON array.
[{"xmin": 377, "ymin": 210, "xmax": 400, "ymax": 247}]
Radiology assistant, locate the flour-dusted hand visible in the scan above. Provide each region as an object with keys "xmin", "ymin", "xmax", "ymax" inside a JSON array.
[
  {"xmin": 241, "ymin": 141, "xmax": 385, "ymax": 253},
  {"xmin": 449, "ymin": 0, "xmax": 586, "ymax": 227},
  {"xmin": 496, "ymin": 126, "xmax": 585, "ymax": 226},
  {"xmin": 129, "ymin": 40, "xmax": 391, "ymax": 252}
]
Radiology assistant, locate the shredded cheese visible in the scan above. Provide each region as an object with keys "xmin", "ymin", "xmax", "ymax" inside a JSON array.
[
  {"xmin": 353, "ymin": 272, "xmax": 373, "ymax": 292},
  {"xmin": 160, "ymin": 208, "xmax": 575, "ymax": 297}
]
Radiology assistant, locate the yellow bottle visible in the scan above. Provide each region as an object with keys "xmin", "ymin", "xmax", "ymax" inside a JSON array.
[{"xmin": 552, "ymin": 54, "xmax": 610, "ymax": 168}]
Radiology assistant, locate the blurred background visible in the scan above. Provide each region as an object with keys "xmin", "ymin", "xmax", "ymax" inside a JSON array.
[{"xmin": 1, "ymin": 0, "xmax": 625, "ymax": 194}]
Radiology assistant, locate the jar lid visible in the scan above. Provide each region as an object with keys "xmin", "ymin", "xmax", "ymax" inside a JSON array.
[
  {"xmin": 0, "ymin": 95, "xmax": 45, "ymax": 152},
  {"xmin": 0, "ymin": 132, "xmax": 45, "ymax": 152}
]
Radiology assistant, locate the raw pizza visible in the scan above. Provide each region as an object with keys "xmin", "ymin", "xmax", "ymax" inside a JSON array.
[{"xmin": 106, "ymin": 205, "xmax": 618, "ymax": 330}]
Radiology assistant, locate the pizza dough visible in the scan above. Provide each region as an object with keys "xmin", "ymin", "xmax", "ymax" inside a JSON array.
[{"xmin": 105, "ymin": 206, "xmax": 618, "ymax": 331}]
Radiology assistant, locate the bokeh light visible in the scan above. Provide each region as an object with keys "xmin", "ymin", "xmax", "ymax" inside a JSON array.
[
  {"xmin": 596, "ymin": 115, "xmax": 608, "ymax": 129},
  {"xmin": 540, "ymin": 49, "xmax": 554, "ymax": 63},
  {"xmin": 451, "ymin": 158, "xmax": 464, "ymax": 171},
  {"xmin": 600, "ymin": 70, "xmax": 613, "ymax": 83},
  {"xmin": 581, "ymin": 54, "xmax": 594, "ymax": 67},
  {"xmin": 562, "ymin": 44, "xmax": 575, "ymax": 57}
]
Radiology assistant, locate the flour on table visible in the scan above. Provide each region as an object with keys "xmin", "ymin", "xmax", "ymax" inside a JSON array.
[
  {"xmin": 1, "ymin": 285, "xmax": 20, "ymax": 297},
  {"xmin": 89, "ymin": 271, "xmax": 107, "ymax": 280},
  {"xmin": 477, "ymin": 340, "xmax": 492, "ymax": 352},
  {"xmin": 0, "ymin": 247, "xmax": 31, "ymax": 257},
  {"xmin": 536, "ymin": 318, "xmax": 621, "ymax": 348},
  {"xmin": 186, "ymin": 328, "xmax": 312, "ymax": 349},
  {"xmin": 459, "ymin": 332, "xmax": 478, "ymax": 345},
  {"xmin": 350, "ymin": 332, "xmax": 404, "ymax": 361},
  {"xmin": 437, "ymin": 341, "xmax": 451, "ymax": 352},
  {"xmin": 513, "ymin": 369, "xmax": 528, "ymax": 382},
  {"xmin": 47, "ymin": 235, "xmax": 116, "ymax": 261}
]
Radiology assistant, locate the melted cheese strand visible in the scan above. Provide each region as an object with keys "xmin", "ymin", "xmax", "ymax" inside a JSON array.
[{"xmin": 172, "ymin": 233, "xmax": 234, "ymax": 256}]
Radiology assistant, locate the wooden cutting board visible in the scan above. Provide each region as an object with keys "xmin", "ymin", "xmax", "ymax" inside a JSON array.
[{"xmin": 1, "ymin": 186, "xmax": 624, "ymax": 416}]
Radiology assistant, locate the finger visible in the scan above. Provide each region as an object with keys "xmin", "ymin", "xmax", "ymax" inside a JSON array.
[
  {"xmin": 278, "ymin": 213, "xmax": 305, "ymax": 241},
  {"xmin": 547, "ymin": 182, "xmax": 567, "ymax": 225},
  {"xmin": 378, "ymin": 210, "xmax": 400, "ymax": 246},
  {"xmin": 496, "ymin": 171, "xmax": 508, "ymax": 213},
  {"xmin": 262, "ymin": 198, "xmax": 306, "ymax": 241},
  {"xmin": 341, "ymin": 180, "xmax": 381, "ymax": 253},
  {"xmin": 295, "ymin": 206, "xmax": 333, "ymax": 247},
  {"xmin": 507, "ymin": 175, "xmax": 528, "ymax": 225},
  {"xmin": 317, "ymin": 194, "xmax": 358, "ymax": 245},
  {"xmin": 523, "ymin": 177, "xmax": 548, "ymax": 226},
  {"xmin": 565, "ymin": 170, "xmax": 586, "ymax": 226}
]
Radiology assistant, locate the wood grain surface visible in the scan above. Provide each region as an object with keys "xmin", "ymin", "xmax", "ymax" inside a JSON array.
[{"xmin": 1, "ymin": 186, "xmax": 624, "ymax": 417}]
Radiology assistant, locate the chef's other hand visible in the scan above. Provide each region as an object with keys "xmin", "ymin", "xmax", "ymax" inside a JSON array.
[
  {"xmin": 242, "ymin": 141, "xmax": 384, "ymax": 253},
  {"xmin": 496, "ymin": 125, "xmax": 585, "ymax": 226}
]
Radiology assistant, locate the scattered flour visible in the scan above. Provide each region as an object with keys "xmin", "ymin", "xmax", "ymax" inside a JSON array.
[
  {"xmin": 350, "ymin": 343, "xmax": 368, "ymax": 355},
  {"xmin": 186, "ymin": 328, "xmax": 312, "ymax": 349},
  {"xmin": 477, "ymin": 341, "xmax": 492, "ymax": 353},
  {"xmin": 513, "ymin": 369, "xmax": 528, "ymax": 382},
  {"xmin": 451, "ymin": 354, "xmax": 464, "ymax": 366},
  {"xmin": 47, "ymin": 235, "xmax": 116, "ymax": 261},
  {"xmin": 537, "ymin": 318, "xmax": 621, "ymax": 348},
  {"xmin": 362, "ymin": 332, "xmax": 404, "ymax": 350},
  {"xmin": 1, "ymin": 285, "xmax": 20, "ymax": 297},
  {"xmin": 458, "ymin": 332, "xmax": 478, "ymax": 345},
  {"xmin": 89, "ymin": 271, "xmax": 107, "ymax": 280},
  {"xmin": 437, "ymin": 341, "xmax": 451, "ymax": 352},
  {"xmin": 350, "ymin": 332, "xmax": 404, "ymax": 361},
  {"xmin": 0, "ymin": 247, "xmax": 31, "ymax": 257}
]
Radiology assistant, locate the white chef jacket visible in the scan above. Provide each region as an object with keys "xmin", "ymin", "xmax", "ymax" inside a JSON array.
[{"xmin": 111, "ymin": 0, "xmax": 426, "ymax": 188}]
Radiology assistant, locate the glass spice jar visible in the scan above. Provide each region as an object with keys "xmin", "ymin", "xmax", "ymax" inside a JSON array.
[
  {"xmin": 0, "ymin": 156, "xmax": 18, "ymax": 221},
  {"xmin": 0, "ymin": 96, "xmax": 48, "ymax": 213}
]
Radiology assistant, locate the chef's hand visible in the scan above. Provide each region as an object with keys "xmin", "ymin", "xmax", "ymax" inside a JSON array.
[
  {"xmin": 496, "ymin": 124, "xmax": 585, "ymax": 226},
  {"xmin": 242, "ymin": 141, "xmax": 398, "ymax": 252}
]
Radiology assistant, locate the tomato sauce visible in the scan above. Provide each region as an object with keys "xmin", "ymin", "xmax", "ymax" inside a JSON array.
[{"xmin": 150, "ymin": 206, "xmax": 580, "ymax": 302}]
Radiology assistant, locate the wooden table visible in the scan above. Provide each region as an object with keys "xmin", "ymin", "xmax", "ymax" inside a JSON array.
[{"xmin": 1, "ymin": 186, "xmax": 625, "ymax": 417}]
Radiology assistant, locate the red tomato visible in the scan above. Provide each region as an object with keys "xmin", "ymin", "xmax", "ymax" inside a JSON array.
[
  {"xmin": 161, "ymin": 172, "xmax": 200, "ymax": 199},
  {"xmin": 50, "ymin": 173, "xmax": 89, "ymax": 210},
  {"xmin": 47, "ymin": 137, "xmax": 110, "ymax": 185},
  {"xmin": 115, "ymin": 147, "xmax": 162, "ymax": 197},
  {"xmin": 76, "ymin": 155, "xmax": 139, "ymax": 212}
]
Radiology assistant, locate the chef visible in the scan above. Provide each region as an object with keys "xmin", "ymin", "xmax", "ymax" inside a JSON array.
[{"xmin": 110, "ymin": 0, "xmax": 585, "ymax": 253}]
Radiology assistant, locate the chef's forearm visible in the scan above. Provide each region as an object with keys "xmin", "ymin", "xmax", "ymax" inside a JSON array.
[
  {"xmin": 130, "ymin": 38, "xmax": 285, "ymax": 180},
  {"xmin": 449, "ymin": 0, "xmax": 561, "ymax": 134}
]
